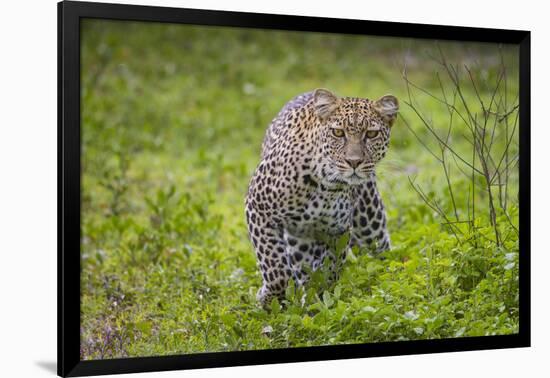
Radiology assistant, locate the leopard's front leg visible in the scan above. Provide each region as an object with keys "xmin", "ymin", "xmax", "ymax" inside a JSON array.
[
  {"xmin": 284, "ymin": 231, "xmax": 344, "ymax": 288},
  {"xmin": 245, "ymin": 208, "xmax": 293, "ymax": 307},
  {"xmin": 350, "ymin": 181, "xmax": 391, "ymax": 255}
]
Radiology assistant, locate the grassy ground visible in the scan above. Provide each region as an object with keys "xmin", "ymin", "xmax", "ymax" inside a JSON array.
[{"xmin": 80, "ymin": 19, "xmax": 520, "ymax": 359}]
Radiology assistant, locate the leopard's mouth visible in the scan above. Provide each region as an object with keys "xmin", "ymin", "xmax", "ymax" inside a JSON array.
[
  {"xmin": 343, "ymin": 172, "xmax": 367, "ymax": 185},
  {"xmin": 342, "ymin": 169, "xmax": 375, "ymax": 185},
  {"xmin": 321, "ymin": 162, "xmax": 373, "ymax": 187}
]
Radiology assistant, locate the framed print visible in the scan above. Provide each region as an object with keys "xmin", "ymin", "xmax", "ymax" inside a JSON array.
[{"xmin": 58, "ymin": 0, "xmax": 530, "ymax": 376}]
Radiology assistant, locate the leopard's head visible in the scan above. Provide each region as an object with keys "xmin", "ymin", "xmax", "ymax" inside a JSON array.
[{"xmin": 312, "ymin": 88, "xmax": 399, "ymax": 186}]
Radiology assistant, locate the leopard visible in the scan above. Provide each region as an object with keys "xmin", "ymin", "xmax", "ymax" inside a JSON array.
[{"xmin": 245, "ymin": 88, "xmax": 399, "ymax": 307}]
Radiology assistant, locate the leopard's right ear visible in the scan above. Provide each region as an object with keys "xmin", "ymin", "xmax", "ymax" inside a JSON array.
[
  {"xmin": 313, "ymin": 88, "xmax": 339, "ymax": 119},
  {"xmin": 374, "ymin": 94, "xmax": 399, "ymax": 126}
]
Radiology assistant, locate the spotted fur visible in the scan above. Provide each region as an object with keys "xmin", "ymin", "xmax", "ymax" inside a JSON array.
[{"xmin": 245, "ymin": 89, "xmax": 399, "ymax": 307}]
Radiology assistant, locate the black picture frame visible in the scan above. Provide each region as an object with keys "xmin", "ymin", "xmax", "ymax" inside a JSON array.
[{"xmin": 58, "ymin": 1, "xmax": 531, "ymax": 376}]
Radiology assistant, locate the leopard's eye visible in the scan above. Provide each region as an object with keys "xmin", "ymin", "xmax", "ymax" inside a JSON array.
[
  {"xmin": 332, "ymin": 128, "xmax": 345, "ymax": 138},
  {"xmin": 366, "ymin": 130, "xmax": 379, "ymax": 139}
]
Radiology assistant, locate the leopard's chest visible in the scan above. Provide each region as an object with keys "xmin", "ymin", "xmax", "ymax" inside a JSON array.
[{"xmin": 283, "ymin": 188, "xmax": 353, "ymax": 238}]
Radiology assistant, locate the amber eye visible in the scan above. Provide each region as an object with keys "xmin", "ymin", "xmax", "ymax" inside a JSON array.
[
  {"xmin": 332, "ymin": 128, "xmax": 345, "ymax": 138},
  {"xmin": 366, "ymin": 130, "xmax": 379, "ymax": 139}
]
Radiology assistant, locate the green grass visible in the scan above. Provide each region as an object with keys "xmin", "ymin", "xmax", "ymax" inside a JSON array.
[{"xmin": 80, "ymin": 19, "xmax": 520, "ymax": 359}]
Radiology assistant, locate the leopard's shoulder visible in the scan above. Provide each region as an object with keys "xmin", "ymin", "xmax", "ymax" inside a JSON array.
[{"xmin": 260, "ymin": 91, "xmax": 315, "ymax": 159}]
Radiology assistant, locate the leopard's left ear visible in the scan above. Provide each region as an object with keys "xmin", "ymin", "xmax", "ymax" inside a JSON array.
[
  {"xmin": 374, "ymin": 95, "xmax": 399, "ymax": 126},
  {"xmin": 313, "ymin": 88, "xmax": 340, "ymax": 119}
]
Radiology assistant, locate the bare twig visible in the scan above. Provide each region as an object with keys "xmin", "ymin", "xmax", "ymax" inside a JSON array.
[{"xmin": 402, "ymin": 46, "xmax": 518, "ymax": 248}]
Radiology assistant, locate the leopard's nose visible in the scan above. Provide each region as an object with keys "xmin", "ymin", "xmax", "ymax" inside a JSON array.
[{"xmin": 345, "ymin": 157, "xmax": 363, "ymax": 168}]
